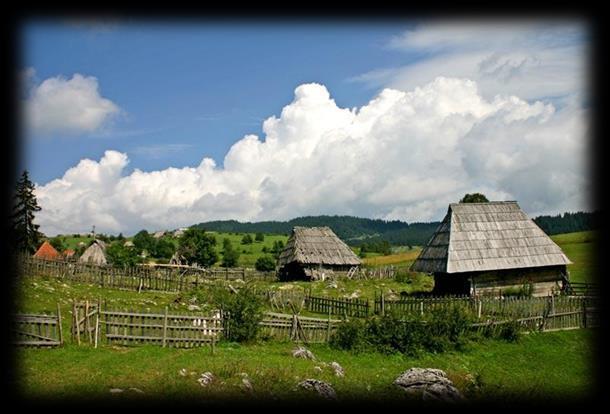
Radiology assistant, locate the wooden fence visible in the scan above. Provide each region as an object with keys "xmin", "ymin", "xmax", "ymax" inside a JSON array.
[
  {"xmin": 71, "ymin": 302, "xmax": 222, "ymax": 350},
  {"xmin": 565, "ymin": 281, "xmax": 599, "ymax": 297},
  {"xmin": 259, "ymin": 312, "xmax": 342, "ymax": 343},
  {"xmin": 305, "ymin": 294, "xmax": 370, "ymax": 318},
  {"xmin": 18, "ymin": 255, "xmax": 277, "ymax": 293},
  {"xmin": 13, "ymin": 306, "xmax": 63, "ymax": 347}
]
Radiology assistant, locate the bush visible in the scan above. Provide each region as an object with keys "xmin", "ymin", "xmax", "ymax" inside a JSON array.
[
  {"xmin": 330, "ymin": 306, "xmax": 476, "ymax": 356},
  {"xmin": 255, "ymin": 233, "xmax": 265, "ymax": 242},
  {"xmin": 212, "ymin": 286, "xmax": 264, "ymax": 343},
  {"xmin": 329, "ymin": 318, "xmax": 371, "ymax": 353},
  {"xmin": 241, "ymin": 234, "xmax": 253, "ymax": 244},
  {"xmin": 255, "ymin": 255, "xmax": 276, "ymax": 272}
]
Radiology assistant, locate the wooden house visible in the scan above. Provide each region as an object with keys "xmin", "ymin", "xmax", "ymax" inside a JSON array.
[
  {"xmin": 278, "ymin": 226, "xmax": 361, "ymax": 281},
  {"xmin": 410, "ymin": 201, "xmax": 572, "ymax": 297}
]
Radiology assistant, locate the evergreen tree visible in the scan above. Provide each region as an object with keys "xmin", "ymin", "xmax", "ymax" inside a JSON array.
[
  {"xmin": 11, "ymin": 170, "xmax": 44, "ymax": 253},
  {"xmin": 221, "ymin": 238, "xmax": 240, "ymax": 267}
]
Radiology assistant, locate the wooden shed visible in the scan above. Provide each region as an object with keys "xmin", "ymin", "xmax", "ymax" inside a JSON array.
[
  {"xmin": 78, "ymin": 239, "xmax": 107, "ymax": 265},
  {"xmin": 278, "ymin": 226, "xmax": 361, "ymax": 281},
  {"xmin": 33, "ymin": 241, "xmax": 61, "ymax": 260},
  {"xmin": 410, "ymin": 201, "xmax": 572, "ymax": 297}
]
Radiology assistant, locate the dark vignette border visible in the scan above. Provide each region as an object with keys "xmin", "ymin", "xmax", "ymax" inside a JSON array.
[{"xmin": 2, "ymin": 4, "xmax": 607, "ymax": 411}]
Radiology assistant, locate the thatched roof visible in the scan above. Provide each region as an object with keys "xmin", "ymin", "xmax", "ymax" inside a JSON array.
[
  {"xmin": 279, "ymin": 226, "xmax": 361, "ymax": 267},
  {"xmin": 34, "ymin": 241, "xmax": 60, "ymax": 260},
  {"xmin": 78, "ymin": 239, "xmax": 107, "ymax": 265},
  {"xmin": 411, "ymin": 201, "xmax": 572, "ymax": 274}
]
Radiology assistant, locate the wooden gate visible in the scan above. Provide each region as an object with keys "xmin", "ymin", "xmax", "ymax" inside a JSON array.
[{"xmin": 13, "ymin": 306, "xmax": 63, "ymax": 347}]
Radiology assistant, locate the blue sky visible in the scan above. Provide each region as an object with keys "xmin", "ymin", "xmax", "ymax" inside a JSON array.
[
  {"xmin": 22, "ymin": 21, "xmax": 425, "ymax": 183},
  {"xmin": 21, "ymin": 19, "xmax": 590, "ymax": 235}
]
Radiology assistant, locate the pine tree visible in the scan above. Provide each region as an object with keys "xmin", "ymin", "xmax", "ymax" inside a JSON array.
[{"xmin": 11, "ymin": 170, "xmax": 44, "ymax": 253}]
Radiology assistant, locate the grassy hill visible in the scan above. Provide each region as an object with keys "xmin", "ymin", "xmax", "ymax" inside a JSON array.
[{"xmin": 551, "ymin": 230, "xmax": 598, "ymax": 284}]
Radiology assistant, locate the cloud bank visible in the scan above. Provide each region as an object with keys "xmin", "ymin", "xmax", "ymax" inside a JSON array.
[
  {"xmin": 24, "ymin": 73, "xmax": 120, "ymax": 134},
  {"xmin": 353, "ymin": 21, "xmax": 588, "ymax": 104},
  {"xmin": 34, "ymin": 77, "xmax": 589, "ymax": 236}
]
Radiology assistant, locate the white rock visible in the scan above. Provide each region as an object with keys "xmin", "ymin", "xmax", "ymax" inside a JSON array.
[
  {"xmin": 109, "ymin": 388, "xmax": 123, "ymax": 394},
  {"xmin": 197, "ymin": 372, "xmax": 214, "ymax": 387},
  {"xmin": 330, "ymin": 361, "xmax": 344, "ymax": 377},
  {"xmin": 292, "ymin": 347, "xmax": 315, "ymax": 360},
  {"xmin": 179, "ymin": 368, "xmax": 188, "ymax": 377}
]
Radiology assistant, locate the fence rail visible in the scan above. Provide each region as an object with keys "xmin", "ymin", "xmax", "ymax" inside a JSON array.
[
  {"xmin": 259, "ymin": 312, "xmax": 342, "ymax": 343},
  {"xmin": 305, "ymin": 294, "xmax": 370, "ymax": 318},
  {"xmin": 13, "ymin": 306, "xmax": 63, "ymax": 347},
  {"xmin": 71, "ymin": 302, "xmax": 222, "ymax": 349},
  {"xmin": 565, "ymin": 281, "xmax": 599, "ymax": 296},
  {"xmin": 18, "ymin": 255, "xmax": 277, "ymax": 293}
]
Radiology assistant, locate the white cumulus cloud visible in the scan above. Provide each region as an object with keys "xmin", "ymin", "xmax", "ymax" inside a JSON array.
[
  {"xmin": 34, "ymin": 78, "xmax": 589, "ymax": 236},
  {"xmin": 24, "ymin": 73, "xmax": 120, "ymax": 134}
]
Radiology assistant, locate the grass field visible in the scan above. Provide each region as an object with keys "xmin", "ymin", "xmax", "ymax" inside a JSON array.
[
  {"xmin": 15, "ymin": 329, "xmax": 595, "ymax": 402},
  {"xmin": 17, "ymin": 230, "xmax": 597, "ymax": 401},
  {"xmin": 551, "ymin": 231, "xmax": 598, "ymax": 283}
]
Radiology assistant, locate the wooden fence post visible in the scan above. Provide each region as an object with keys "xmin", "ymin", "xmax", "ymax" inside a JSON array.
[
  {"xmin": 87, "ymin": 300, "xmax": 94, "ymax": 344},
  {"xmin": 56, "ymin": 303, "xmax": 63, "ymax": 346},
  {"xmin": 162, "ymin": 306, "xmax": 168, "ymax": 347},
  {"xmin": 381, "ymin": 293, "xmax": 385, "ymax": 316},
  {"xmin": 326, "ymin": 307, "xmax": 331, "ymax": 342},
  {"xmin": 478, "ymin": 299, "xmax": 482, "ymax": 319},
  {"xmin": 582, "ymin": 297, "xmax": 587, "ymax": 328},
  {"xmin": 94, "ymin": 299, "xmax": 100, "ymax": 349}
]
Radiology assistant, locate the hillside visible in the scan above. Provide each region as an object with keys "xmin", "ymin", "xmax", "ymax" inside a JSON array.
[
  {"xmin": 194, "ymin": 216, "xmax": 439, "ymax": 246},
  {"xmin": 193, "ymin": 210, "xmax": 598, "ymax": 247}
]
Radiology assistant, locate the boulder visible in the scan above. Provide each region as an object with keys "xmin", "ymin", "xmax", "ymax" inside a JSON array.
[
  {"xmin": 197, "ymin": 372, "xmax": 214, "ymax": 387},
  {"xmin": 394, "ymin": 368, "xmax": 464, "ymax": 402},
  {"xmin": 292, "ymin": 346, "xmax": 315, "ymax": 360},
  {"xmin": 330, "ymin": 361, "xmax": 344, "ymax": 377},
  {"xmin": 297, "ymin": 379, "xmax": 337, "ymax": 400}
]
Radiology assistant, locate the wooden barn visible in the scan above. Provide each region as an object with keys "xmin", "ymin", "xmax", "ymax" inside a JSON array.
[
  {"xmin": 278, "ymin": 226, "xmax": 361, "ymax": 281},
  {"xmin": 33, "ymin": 241, "xmax": 61, "ymax": 260},
  {"xmin": 410, "ymin": 201, "xmax": 572, "ymax": 297},
  {"xmin": 78, "ymin": 239, "xmax": 107, "ymax": 265}
]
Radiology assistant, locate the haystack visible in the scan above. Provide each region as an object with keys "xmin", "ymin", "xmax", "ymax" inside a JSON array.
[
  {"xmin": 278, "ymin": 226, "xmax": 361, "ymax": 280},
  {"xmin": 78, "ymin": 239, "xmax": 107, "ymax": 265}
]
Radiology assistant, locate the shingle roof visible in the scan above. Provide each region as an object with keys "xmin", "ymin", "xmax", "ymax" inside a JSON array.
[
  {"xmin": 33, "ymin": 241, "xmax": 60, "ymax": 260},
  {"xmin": 279, "ymin": 226, "xmax": 361, "ymax": 267},
  {"xmin": 410, "ymin": 201, "xmax": 572, "ymax": 274},
  {"xmin": 78, "ymin": 239, "xmax": 107, "ymax": 265}
]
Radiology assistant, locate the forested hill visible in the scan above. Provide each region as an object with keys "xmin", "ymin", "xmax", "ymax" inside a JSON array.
[
  {"xmin": 193, "ymin": 210, "xmax": 599, "ymax": 246},
  {"xmin": 193, "ymin": 215, "xmax": 441, "ymax": 246},
  {"xmin": 533, "ymin": 211, "xmax": 600, "ymax": 236}
]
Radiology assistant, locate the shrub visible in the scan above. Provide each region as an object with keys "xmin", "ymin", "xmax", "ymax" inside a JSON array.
[
  {"xmin": 255, "ymin": 255, "xmax": 276, "ymax": 272},
  {"xmin": 212, "ymin": 286, "xmax": 264, "ymax": 343},
  {"xmin": 255, "ymin": 233, "xmax": 265, "ymax": 242},
  {"xmin": 241, "ymin": 234, "xmax": 253, "ymax": 244},
  {"xmin": 329, "ymin": 318, "xmax": 370, "ymax": 353}
]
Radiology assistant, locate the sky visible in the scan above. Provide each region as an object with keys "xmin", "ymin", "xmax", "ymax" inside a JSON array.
[{"xmin": 20, "ymin": 18, "xmax": 592, "ymax": 236}]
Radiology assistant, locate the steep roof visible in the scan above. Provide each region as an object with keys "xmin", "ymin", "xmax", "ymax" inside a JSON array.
[
  {"xmin": 410, "ymin": 201, "xmax": 572, "ymax": 274},
  {"xmin": 279, "ymin": 226, "xmax": 361, "ymax": 267},
  {"xmin": 33, "ymin": 241, "xmax": 60, "ymax": 260},
  {"xmin": 78, "ymin": 239, "xmax": 107, "ymax": 265}
]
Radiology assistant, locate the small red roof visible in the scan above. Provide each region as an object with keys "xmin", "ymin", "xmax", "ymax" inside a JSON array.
[
  {"xmin": 63, "ymin": 249, "xmax": 75, "ymax": 257},
  {"xmin": 33, "ymin": 241, "xmax": 61, "ymax": 260}
]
